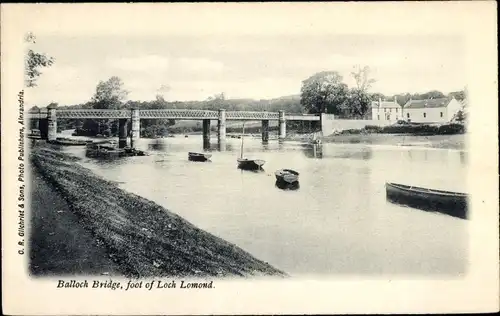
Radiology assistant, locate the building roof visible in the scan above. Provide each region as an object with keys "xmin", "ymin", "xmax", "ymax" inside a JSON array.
[
  {"xmin": 371, "ymin": 100, "xmax": 401, "ymax": 109},
  {"xmin": 403, "ymin": 97, "xmax": 453, "ymax": 109}
]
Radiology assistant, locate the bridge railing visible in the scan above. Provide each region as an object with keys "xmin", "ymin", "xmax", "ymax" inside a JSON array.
[
  {"xmin": 26, "ymin": 108, "xmax": 320, "ymax": 121},
  {"xmin": 226, "ymin": 111, "xmax": 279, "ymax": 120},
  {"xmin": 139, "ymin": 109, "xmax": 219, "ymax": 119}
]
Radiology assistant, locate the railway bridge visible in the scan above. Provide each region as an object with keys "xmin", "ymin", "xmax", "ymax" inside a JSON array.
[{"xmin": 27, "ymin": 106, "xmax": 332, "ymax": 148}]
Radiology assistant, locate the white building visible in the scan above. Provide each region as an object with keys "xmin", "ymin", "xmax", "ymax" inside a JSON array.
[
  {"xmin": 371, "ymin": 98, "xmax": 403, "ymax": 122},
  {"xmin": 402, "ymin": 97, "xmax": 463, "ymax": 123}
]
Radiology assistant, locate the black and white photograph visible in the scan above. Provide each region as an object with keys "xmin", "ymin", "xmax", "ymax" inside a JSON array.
[{"xmin": 2, "ymin": 2, "xmax": 498, "ymax": 315}]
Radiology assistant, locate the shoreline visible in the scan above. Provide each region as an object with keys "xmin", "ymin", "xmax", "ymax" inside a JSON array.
[
  {"xmin": 29, "ymin": 144, "xmax": 287, "ymax": 278},
  {"xmin": 286, "ymin": 133, "xmax": 466, "ymax": 150}
]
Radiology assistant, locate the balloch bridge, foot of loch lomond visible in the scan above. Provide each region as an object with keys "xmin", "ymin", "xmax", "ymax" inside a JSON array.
[{"xmin": 26, "ymin": 106, "xmax": 336, "ymax": 148}]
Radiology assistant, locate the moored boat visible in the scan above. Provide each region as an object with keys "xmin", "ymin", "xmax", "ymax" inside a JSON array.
[
  {"xmin": 275, "ymin": 169, "xmax": 299, "ymax": 184},
  {"xmin": 385, "ymin": 182, "xmax": 468, "ymax": 219},
  {"xmin": 188, "ymin": 152, "xmax": 212, "ymax": 162},
  {"xmin": 237, "ymin": 158, "xmax": 265, "ymax": 170},
  {"xmin": 237, "ymin": 122, "xmax": 265, "ymax": 171}
]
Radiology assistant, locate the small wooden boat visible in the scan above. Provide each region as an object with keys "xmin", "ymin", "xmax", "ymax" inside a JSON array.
[
  {"xmin": 188, "ymin": 152, "xmax": 212, "ymax": 162},
  {"xmin": 275, "ymin": 169, "xmax": 299, "ymax": 184},
  {"xmin": 237, "ymin": 123, "xmax": 265, "ymax": 170},
  {"xmin": 385, "ymin": 182, "xmax": 468, "ymax": 219},
  {"xmin": 237, "ymin": 158, "xmax": 265, "ymax": 170}
]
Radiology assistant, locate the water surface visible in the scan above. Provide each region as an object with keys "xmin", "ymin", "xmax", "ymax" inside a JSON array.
[{"xmin": 59, "ymin": 134, "xmax": 468, "ymax": 276}]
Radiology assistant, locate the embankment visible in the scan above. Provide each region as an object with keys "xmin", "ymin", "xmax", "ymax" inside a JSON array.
[{"xmin": 30, "ymin": 146, "xmax": 287, "ymax": 278}]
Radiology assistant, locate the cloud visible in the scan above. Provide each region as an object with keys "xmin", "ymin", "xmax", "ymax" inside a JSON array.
[
  {"xmin": 177, "ymin": 57, "xmax": 224, "ymax": 72},
  {"xmin": 108, "ymin": 55, "xmax": 170, "ymax": 71}
]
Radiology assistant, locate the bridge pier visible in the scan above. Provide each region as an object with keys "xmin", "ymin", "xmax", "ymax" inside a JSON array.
[
  {"xmin": 261, "ymin": 120, "xmax": 269, "ymax": 143},
  {"xmin": 217, "ymin": 109, "xmax": 226, "ymax": 150},
  {"xmin": 118, "ymin": 119, "xmax": 128, "ymax": 148},
  {"xmin": 130, "ymin": 108, "xmax": 140, "ymax": 148},
  {"xmin": 202, "ymin": 119, "xmax": 211, "ymax": 149},
  {"xmin": 278, "ymin": 110, "xmax": 286, "ymax": 141},
  {"xmin": 38, "ymin": 118, "xmax": 48, "ymax": 139},
  {"xmin": 47, "ymin": 104, "xmax": 58, "ymax": 142}
]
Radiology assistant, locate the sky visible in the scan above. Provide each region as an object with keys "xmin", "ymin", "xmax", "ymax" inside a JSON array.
[{"xmin": 26, "ymin": 34, "xmax": 466, "ymax": 106}]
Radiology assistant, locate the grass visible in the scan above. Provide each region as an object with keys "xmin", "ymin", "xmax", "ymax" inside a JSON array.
[{"xmin": 30, "ymin": 145, "xmax": 287, "ymax": 278}]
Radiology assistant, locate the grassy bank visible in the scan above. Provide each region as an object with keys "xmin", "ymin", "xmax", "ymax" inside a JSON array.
[
  {"xmin": 30, "ymin": 145, "xmax": 286, "ymax": 278},
  {"xmin": 322, "ymin": 133, "xmax": 466, "ymax": 150}
]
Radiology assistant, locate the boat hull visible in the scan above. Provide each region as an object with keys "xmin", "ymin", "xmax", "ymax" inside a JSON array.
[
  {"xmin": 237, "ymin": 159, "xmax": 265, "ymax": 170},
  {"xmin": 275, "ymin": 180, "xmax": 300, "ymax": 190},
  {"xmin": 386, "ymin": 182, "xmax": 468, "ymax": 219},
  {"xmin": 275, "ymin": 169, "xmax": 299, "ymax": 184},
  {"xmin": 188, "ymin": 152, "xmax": 212, "ymax": 162}
]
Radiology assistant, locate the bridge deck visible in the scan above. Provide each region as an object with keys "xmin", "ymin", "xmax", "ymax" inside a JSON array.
[{"xmin": 26, "ymin": 109, "xmax": 320, "ymax": 121}]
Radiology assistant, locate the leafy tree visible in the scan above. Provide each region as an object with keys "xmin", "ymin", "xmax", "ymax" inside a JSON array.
[
  {"xmin": 370, "ymin": 93, "xmax": 386, "ymax": 101},
  {"xmin": 345, "ymin": 88, "xmax": 372, "ymax": 118},
  {"xmin": 448, "ymin": 90, "xmax": 466, "ymax": 101},
  {"xmin": 455, "ymin": 110, "xmax": 466, "ymax": 123},
  {"xmin": 300, "ymin": 71, "xmax": 348, "ymax": 114},
  {"xmin": 24, "ymin": 32, "xmax": 55, "ymax": 88},
  {"xmin": 91, "ymin": 76, "xmax": 129, "ymax": 109}
]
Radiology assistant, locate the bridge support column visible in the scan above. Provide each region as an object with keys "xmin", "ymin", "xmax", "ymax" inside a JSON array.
[
  {"xmin": 118, "ymin": 119, "xmax": 128, "ymax": 148},
  {"xmin": 278, "ymin": 110, "xmax": 286, "ymax": 141},
  {"xmin": 47, "ymin": 104, "xmax": 57, "ymax": 142},
  {"xmin": 38, "ymin": 119, "xmax": 48, "ymax": 139},
  {"xmin": 130, "ymin": 108, "xmax": 140, "ymax": 148},
  {"xmin": 217, "ymin": 109, "xmax": 226, "ymax": 150},
  {"xmin": 261, "ymin": 120, "xmax": 269, "ymax": 143},
  {"xmin": 202, "ymin": 119, "xmax": 211, "ymax": 149}
]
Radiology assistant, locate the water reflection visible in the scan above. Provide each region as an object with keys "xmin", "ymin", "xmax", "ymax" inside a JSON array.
[
  {"xmin": 302, "ymin": 144, "xmax": 323, "ymax": 159},
  {"xmin": 459, "ymin": 151, "xmax": 467, "ymax": 165}
]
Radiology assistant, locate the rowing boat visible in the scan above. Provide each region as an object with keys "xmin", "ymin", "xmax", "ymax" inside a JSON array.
[{"xmin": 385, "ymin": 182, "xmax": 468, "ymax": 219}]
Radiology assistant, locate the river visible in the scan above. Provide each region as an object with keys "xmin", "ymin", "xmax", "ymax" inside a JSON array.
[{"xmin": 58, "ymin": 132, "xmax": 468, "ymax": 277}]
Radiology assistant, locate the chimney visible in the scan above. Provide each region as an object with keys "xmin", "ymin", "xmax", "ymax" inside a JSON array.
[
  {"xmin": 394, "ymin": 95, "xmax": 398, "ymax": 104},
  {"xmin": 378, "ymin": 97, "xmax": 382, "ymax": 107}
]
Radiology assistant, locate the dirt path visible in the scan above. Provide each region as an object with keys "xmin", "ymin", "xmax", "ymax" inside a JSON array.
[{"xmin": 29, "ymin": 165, "xmax": 123, "ymax": 277}]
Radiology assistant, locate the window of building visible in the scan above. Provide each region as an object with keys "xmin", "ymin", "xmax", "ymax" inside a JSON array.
[
  {"xmin": 407, "ymin": 113, "xmax": 410, "ymax": 118},
  {"xmin": 440, "ymin": 112, "xmax": 443, "ymax": 117},
  {"xmin": 423, "ymin": 112, "xmax": 426, "ymax": 118},
  {"xmin": 396, "ymin": 108, "xmax": 398, "ymax": 113},
  {"xmin": 377, "ymin": 115, "xmax": 380, "ymax": 120}
]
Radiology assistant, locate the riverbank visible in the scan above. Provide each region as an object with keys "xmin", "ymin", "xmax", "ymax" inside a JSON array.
[
  {"xmin": 322, "ymin": 133, "xmax": 466, "ymax": 150},
  {"xmin": 29, "ymin": 144, "xmax": 286, "ymax": 278},
  {"xmin": 283, "ymin": 133, "xmax": 466, "ymax": 150}
]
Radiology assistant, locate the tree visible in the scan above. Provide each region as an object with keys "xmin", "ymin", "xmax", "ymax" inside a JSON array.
[
  {"xmin": 345, "ymin": 88, "xmax": 372, "ymax": 118},
  {"xmin": 24, "ymin": 32, "xmax": 55, "ymax": 88},
  {"xmin": 351, "ymin": 65, "xmax": 376, "ymax": 92},
  {"xmin": 206, "ymin": 92, "xmax": 226, "ymax": 110},
  {"xmin": 91, "ymin": 76, "xmax": 129, "ymax": 109},
  {"xmin": 300, "ymin": 71, "xmax": 348, "ymax": 114}
]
